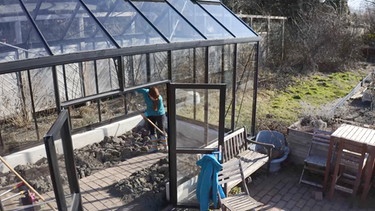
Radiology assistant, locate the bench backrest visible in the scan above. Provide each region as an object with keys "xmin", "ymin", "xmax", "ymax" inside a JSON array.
[{"xmin": 222, "ymin": 127, "xmax": 248, "ymax": 163}]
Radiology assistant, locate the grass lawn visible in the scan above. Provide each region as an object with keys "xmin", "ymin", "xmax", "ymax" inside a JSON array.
[{"xmin": 256, "ymin": 69, "xmax": 370, "ymax": 132}]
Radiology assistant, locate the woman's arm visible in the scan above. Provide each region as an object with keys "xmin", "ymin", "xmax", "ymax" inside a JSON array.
[{"xmin": 136, "ymin": 88, "xmax": 148, "ymax": 94}]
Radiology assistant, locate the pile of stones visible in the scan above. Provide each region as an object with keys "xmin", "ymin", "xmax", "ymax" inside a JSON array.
[
  {"xmin": 0, "ymin": 125, "xmax": 169, "ymax": 208},
  {"xmin": 110, "ymin": 157, "xmax": 169, "ymax": 209}
]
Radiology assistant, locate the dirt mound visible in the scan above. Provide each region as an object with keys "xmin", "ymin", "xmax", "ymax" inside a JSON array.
[{"xmin": 0, "ymin": 125, "xmax": 164, "ymax": 197}]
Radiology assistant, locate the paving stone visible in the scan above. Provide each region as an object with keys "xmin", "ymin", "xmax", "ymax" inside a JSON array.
[
  {"xmin": 270, "ymin": 194, "xmax": 282, "ymax": 203},
  {"xmin": 286, "ymin": 199, "xmax": 297, "ymax": 209},
  {"xmin": 34, "ymin": 153, "xmax": 375, "ymax": 211}
]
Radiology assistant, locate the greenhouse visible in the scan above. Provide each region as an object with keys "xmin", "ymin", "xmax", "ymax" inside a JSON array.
[{"xmin": 0, "ymin": 0, "xmax": 261, "ymax": 209}]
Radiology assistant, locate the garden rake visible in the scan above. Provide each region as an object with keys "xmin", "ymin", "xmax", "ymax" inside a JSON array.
[{"xmin": 133, "ymin": 103, "xmax": 167, "ymax": 137}]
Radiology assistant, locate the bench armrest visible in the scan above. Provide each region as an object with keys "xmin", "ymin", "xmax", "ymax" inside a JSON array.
[
  {"xmin": 246, "ymin": 136, "xmax": 275, "ymax": 149},
  {"xmin": 246, "ymin": 136, "xmax": 276, "ymax": 173},
  {"xmin": 246, "ymin": 136, "xmax": 275, "ymax": 161}
]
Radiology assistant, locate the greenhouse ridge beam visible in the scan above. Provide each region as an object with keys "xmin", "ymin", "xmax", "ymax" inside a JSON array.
[{"xmin": 0, "ymin": 37, "xmax": 260, "ymax": 74}]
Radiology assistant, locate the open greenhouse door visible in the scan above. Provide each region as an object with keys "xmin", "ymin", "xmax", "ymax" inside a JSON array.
[{"xmin": 167, "ymin": 83, "xmax": 226, "ymax": 209}]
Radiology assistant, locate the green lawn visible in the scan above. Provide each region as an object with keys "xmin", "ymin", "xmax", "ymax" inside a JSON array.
[{"xmin": 256, "ymin": 70, "xmax": 368, "ymax": 131}]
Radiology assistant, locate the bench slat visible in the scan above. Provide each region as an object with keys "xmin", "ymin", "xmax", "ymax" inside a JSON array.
[{"xmin": 202, "ymin": 127, "xmax": 272, "ymax": 192}]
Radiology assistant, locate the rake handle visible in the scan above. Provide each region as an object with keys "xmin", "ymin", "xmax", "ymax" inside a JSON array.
[
  {"xmin": 0, "ymin": 156, "xmax": 57, "ymax": 211},
  {"xmin": 140, "ymin": 113, "xmax": 167, "ymax": 137},
  {"xmin": 133, "ymin": 104, "xmax": 167, "ymax": 137}
]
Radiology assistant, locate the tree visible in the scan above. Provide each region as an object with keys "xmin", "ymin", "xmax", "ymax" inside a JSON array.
[{"xmin": 223, "ymin": 0, "xmax": 362, "ymax": 73}]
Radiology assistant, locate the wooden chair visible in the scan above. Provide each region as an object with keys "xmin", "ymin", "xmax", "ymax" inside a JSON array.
[
  {"xmin": 361, "ymin": 166, "xmax": 375, "ymax": 203},
  {"xmin": 217, "ymin": 158, "xmax": 262, "ymax": 211},
  {"xmin": 299, "ymin": 129, "xmax": 333, "ymax": 188},
  {"xmin": 328, "ymin": 139, "xmax": 368, "ymax": 199}
]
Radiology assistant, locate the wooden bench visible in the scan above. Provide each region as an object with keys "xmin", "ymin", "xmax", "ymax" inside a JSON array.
[{"xmin": 207, "ymin": 127, "xmax": 275, "ymax": 192}]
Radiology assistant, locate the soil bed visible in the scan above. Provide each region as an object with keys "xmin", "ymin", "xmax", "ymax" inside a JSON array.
[{"xmin": 0, "ymin": 124, "xmax": 169, "ymax": 209}]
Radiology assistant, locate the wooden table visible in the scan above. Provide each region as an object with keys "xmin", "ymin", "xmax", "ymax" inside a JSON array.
[{"xmin": 323, "ymin": 124, "xmax": 375, "ymax": 201}]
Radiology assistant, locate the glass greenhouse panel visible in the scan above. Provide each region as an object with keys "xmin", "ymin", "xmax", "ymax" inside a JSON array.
[
  {"xmin": 78, "ymin": 59, "xmax": 119, "ymax": 96},
  {"xmin": 0, "ymin": 1, "xmax": 50, "ymax": 62},
  {"xmin": 168, "ymin": 0, "xmax": 233, "ymax": 39},
  {"xmin": 130, "ymin": 54, "xmax": 147, "ymax": 85},
  {"xmin": 222, "ymin": 44, "xmax": 235, "ymax": 129},
  {"xmin": 208, "ymin": 45, "xmax": 223, "ymax": 84},
  {"xmin": 23, "ymin": 0, "xmax": 117, "ymax": 55},
  {"xmin": 100, "ymin": 96, "xmax": 126, "ymax": 122},
  {"xmin": 28, "ymin": 67, "xmax": 56, "ymax": 112},
  {"xmin": 57, "ymin": 63, "xmax": 84, "ymax": 101},
  {"xmin": 175, "ymin": 88, "xmax": 220, "ymax": 148},
  {"xmin": 0, "ymin": 73, "xmax": 23, "ymax": 118},
  {"xmin": 200, "ymin": 3, "xmax": 258, "ymax": 38},
  {"xmin": 149, "ymin": 52, "xmax": 169, "ymax": 82},
  {"xmin": 123, "ymin": 55, "xmax": 135, "ymax": 88},
  {"xmin": 96, "ymin": 58, "xmax": 119, "ymax": 93},
  {"xmin": 83, "ymin": 0, "xmax": 167, "ymax": 46},
  {"xmin": 195, "ymin": 48, "xmax": 206, "ymax": 83},
  {"xmin": 69, "ymin": 102, "xmax": 100, "ymax": 130},
  {"xmin": 172, "ymin": 49, "xmax": 195, "ymax": 83},
  {"xmin": 171, "ymin": 48, "xmax": 206, "ymax": 83},
  {"xmin": 175, "ymin": 153, "xmax": 201, "ymax": 207},
  {"xmin": 132, "ymin": 1, "xmax": 204, "ymax": 42},
  {"xmin": 235, "ymin": 43, "xmax": 256, "ymax": 130}
]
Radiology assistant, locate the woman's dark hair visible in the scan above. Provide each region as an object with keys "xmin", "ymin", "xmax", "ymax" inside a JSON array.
[{"xmin": 149, "ymin": 87, "xmax": 160, "ymax": 111}]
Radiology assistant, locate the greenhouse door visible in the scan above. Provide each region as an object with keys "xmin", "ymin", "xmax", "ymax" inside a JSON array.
[{"xmin": 166, "ymin": 83, "xmax": 226, "ymax": 208}]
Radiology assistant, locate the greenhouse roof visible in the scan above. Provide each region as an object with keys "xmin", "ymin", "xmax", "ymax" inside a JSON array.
[{"xmin": 0, "ymin": 0, "xmax": 259, "ymax": 67}]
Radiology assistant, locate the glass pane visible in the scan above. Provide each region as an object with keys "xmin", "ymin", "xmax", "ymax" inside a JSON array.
[
  {"xmin": 150, "ymin": 51, "xmax": 168, "ymax": 82},
  {"xmin": 0, "ymin": 72, "xmax": 40, "ymax": 154},
  {"xmin": 97, "ymin": 58, "xmax": 119, "ymax": 93},
  {"xmin": 236, "ymin": 43, "xmax": 256, "ymax": 130},
  {"xmin": 169, "ymin": 0, "xmax": 233, "ymax": 39},
  {"xmin": 175, "ymin": 88, "xmax": 220, "ymax": 148},
  {"xmin": 132, "ymin": 1, "xmax": 204, "ymax": 42},
  {"xmin": 195, "ymin": 48, "xmax": 206, "ymax": 83},
  {"xmin": 83, "ymin": 0, "xmax": 166, "ymax": 46},
  {"xmin": 176, "ymin": 153, "xmax": 201, "ymax": 206},
  {"xmin": 201, "ymin": 3, "xmax": 258, "ymax": 38},
  {"xmin": 172, "ymin": 48, "xmax": 206, "ymax": 83},
  {"xmin": 131, "ymin": 54, "xmax": 147, "ymax": 85},
  {"xmin": 58, "ymin": 60, "xmax": 118, "ymax": 102},
  {"xmin": 69, "ymin": 102, "xmax": 99, "ymax": 130},
  {"xmin": 23, "ymin": 0, "xmax": 116, "ymax": 55},
  {"xmin": 0, "ymin": 1, "xmax": 49, "ymax": 63},
  {"xmin": 208, "ymin": 46, "xmax": 223, "ymax": 83},
  {"xmin": 100, "ymin": 96, "xmax": 126, "ymax": 121},
  {"xmin": 56, "ymin": 65, "xmax": 67, "ymax": 102},
  {"xmin": 123, "ymin": 55, "xmax": 135, "ymax": 87},
  {"xmin": 28, "ymin": 67, "xmax": 55, "ymax": 112},
  {"xmin": 172, "ymin": 49, "xmax": 194, "ymax": 83},
  {"xmin": 224, "ymin": 45, "xmax": 234, "ymax": 129},
  {"xmin": 58, "ymin": 63, "xmax": 84, "ymax": 101},
  {"xmin": 81, "ymin": 61, "xmax": 97, "ymax": 96}
]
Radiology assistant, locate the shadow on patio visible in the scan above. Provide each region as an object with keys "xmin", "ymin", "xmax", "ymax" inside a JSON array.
[{"xmin": 245, "ymin": 160, "xmax": 375, "ymax": 211}]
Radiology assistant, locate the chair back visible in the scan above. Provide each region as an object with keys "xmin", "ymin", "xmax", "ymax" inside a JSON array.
[
  {"xmin": 337, "ymin": 139, "xmax": 368, "ymax": 169},
  {"xmin": 218, "ymin": 159, "xmax": 249, "ymax": 196},
  {"xmin": 308, "ymin": 129, "xmax": 332, "ymax": 159}
]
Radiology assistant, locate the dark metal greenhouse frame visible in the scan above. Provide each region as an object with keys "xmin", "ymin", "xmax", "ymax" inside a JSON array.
[{"xmin": 0, "ymin": 0, "xmax": 261, "ymax": 210}]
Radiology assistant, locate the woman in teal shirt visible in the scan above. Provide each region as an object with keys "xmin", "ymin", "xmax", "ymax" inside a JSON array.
[{"xmin": 137, "ymin": 87, "xmax": 167, "ymax": 152}]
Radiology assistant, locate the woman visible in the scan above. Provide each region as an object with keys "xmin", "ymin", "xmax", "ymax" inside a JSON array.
[{"xmin": 137, "ymin": 87, "xmax": 167, "ymax": 152}]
